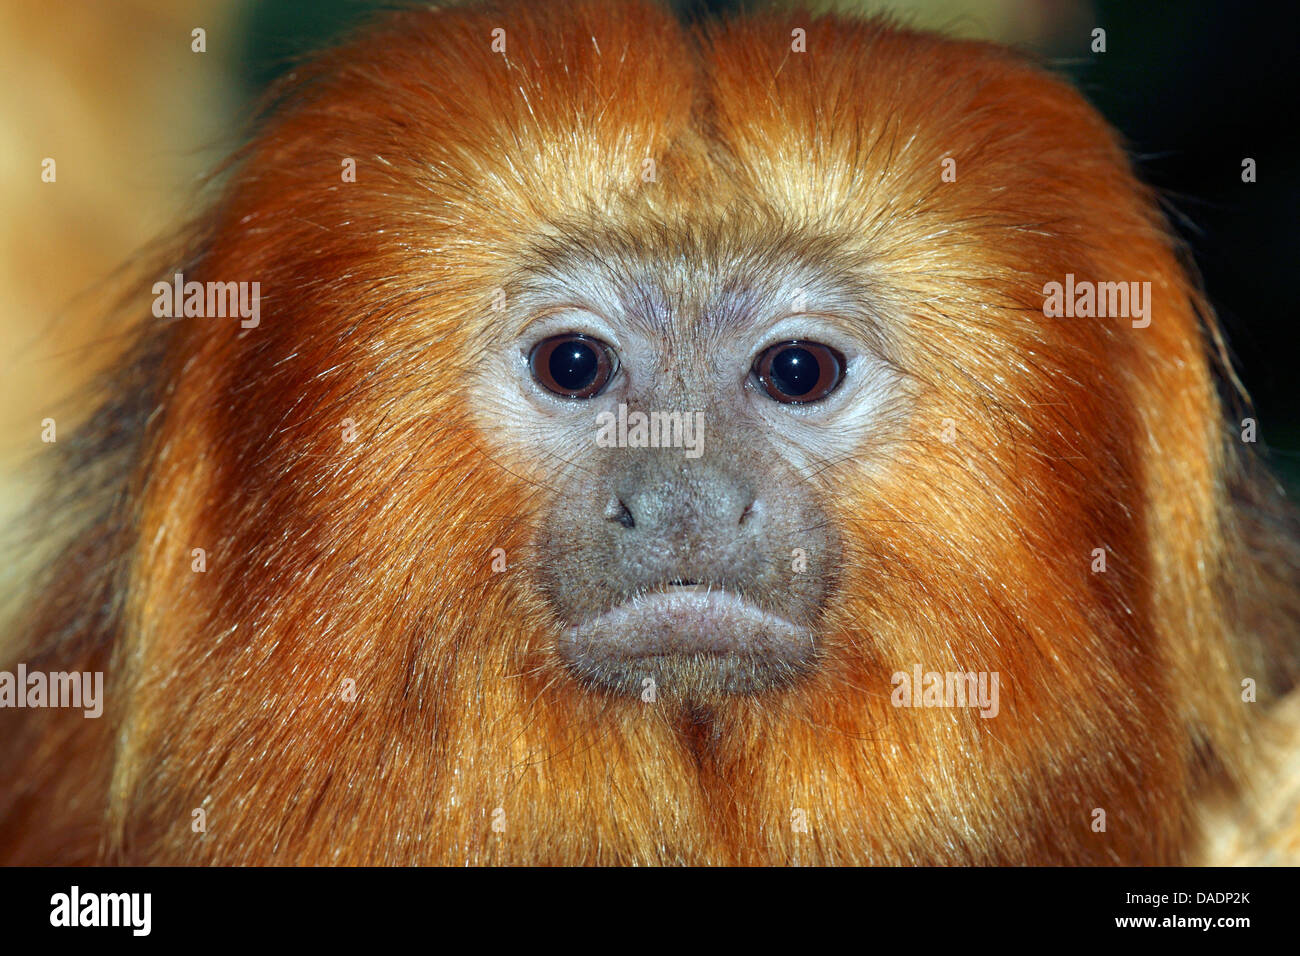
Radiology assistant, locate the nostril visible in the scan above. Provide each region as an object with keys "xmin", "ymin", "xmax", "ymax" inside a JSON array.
[
  {"xmin": 739, "ymin": 500, "xmax": 758, "ymax": 526},
  {"xmin": 604, "ymin": 497, "xmax": 635, "ymax": 529}
]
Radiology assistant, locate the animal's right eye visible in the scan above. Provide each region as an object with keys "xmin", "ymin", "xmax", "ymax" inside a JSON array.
[{"xmin": 529, "ymin": 334, "xmax": 618, "ymax": 398}]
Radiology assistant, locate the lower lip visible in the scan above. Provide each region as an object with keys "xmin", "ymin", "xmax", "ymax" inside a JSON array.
[{"xmin": 558, "ymin": 587, "xmax": 815, "ymax": 667}]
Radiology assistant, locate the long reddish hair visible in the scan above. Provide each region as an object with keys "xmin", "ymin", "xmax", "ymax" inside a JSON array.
[{"xmin": 2, "ymin": 0, "xmax": 1297, "ymax": 865}]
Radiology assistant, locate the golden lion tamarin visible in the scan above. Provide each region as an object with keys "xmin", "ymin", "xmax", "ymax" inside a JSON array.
[{"xmin": 1, "ymin": 0, "xmax": 1298, "ymax": 866}]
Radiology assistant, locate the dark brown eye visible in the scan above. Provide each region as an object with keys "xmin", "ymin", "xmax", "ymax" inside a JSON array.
[
  {"xmin": 529, "ymin": 333, "xmax": 617, "ymax": 398},
  {"xmin": 754, "ymin": 340, "xmax": 845, "ymax": 404}
]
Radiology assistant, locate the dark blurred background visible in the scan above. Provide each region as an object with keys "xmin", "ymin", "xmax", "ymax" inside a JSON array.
[{"xmin": 1, "ymin": 0, "xmax": 1295, "ymax": 503}]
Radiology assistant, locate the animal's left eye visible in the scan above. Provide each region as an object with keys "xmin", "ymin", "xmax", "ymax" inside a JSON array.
[{"xmin": 753, "ymin": 340, "xmax": 845, "ymax": 404}]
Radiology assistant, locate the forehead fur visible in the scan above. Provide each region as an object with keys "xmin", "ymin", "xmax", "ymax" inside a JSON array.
[{"xmin": 209, "ymin": 0, "xmax": 1169, "ymax": 333}]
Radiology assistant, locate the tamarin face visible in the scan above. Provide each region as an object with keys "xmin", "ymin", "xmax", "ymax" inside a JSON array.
[
  {"xmin": 491, "ymin": 232, "xmax": 903, "ymax": 697},
  {"xmin": 5, "ymin": 0, "xmax": 1294, "ymax": 867}
]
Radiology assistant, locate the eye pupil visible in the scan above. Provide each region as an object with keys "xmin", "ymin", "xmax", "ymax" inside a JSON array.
[
  {"xmin": 769, "ymin": 346, "xmax": 818, "ymax": 397},
  {"xmin": 549, "ymin": 342, "xmax": 598, "ymax": 392}
]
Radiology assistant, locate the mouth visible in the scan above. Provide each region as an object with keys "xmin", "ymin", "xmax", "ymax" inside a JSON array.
[{"xmin": 557, "ymin": 584, "xmax": 818, "ymax": 697}]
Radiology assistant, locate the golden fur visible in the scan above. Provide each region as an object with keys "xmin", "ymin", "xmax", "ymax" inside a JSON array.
[{"xmin": 2, "ymin": 0, "xmax": 1297, "ymax": 865}]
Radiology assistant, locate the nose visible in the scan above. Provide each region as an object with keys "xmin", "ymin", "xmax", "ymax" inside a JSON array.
[{"xmin": 606, "ymin": 459, "xmax": 762, "ymax": 577}]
